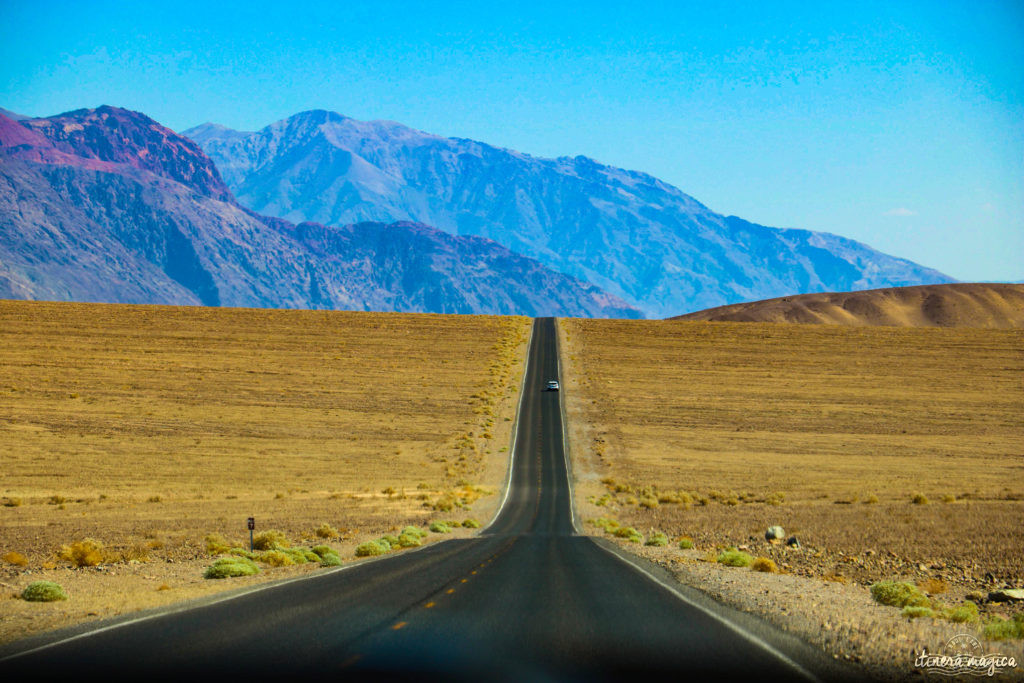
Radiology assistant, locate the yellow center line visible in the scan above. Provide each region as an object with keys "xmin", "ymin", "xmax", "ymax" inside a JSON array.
[
  {"xmin": 392, "ymin": 621, "xmax": 407, "ymax": 630},
  {"xmin": 460, "ymin": 578, "xmax": 468, "ymax": 583},
  {"xmin": 424, "ymin": 601, "xmax": 436, "ymax": 608},
  {"xmin": 470, "ymin": 570, "xmax": 477, "ymax": 575},
  {"xmin": 446, "ymin": 588, "xmax": 455, "ymax": 594}
]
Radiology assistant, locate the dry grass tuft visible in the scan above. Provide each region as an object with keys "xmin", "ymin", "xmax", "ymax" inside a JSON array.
[
  {"xmin": 918, "ymin": 577, "xmax": 948, "ymax": 595},
  {"xmin": 3, "ymin": 551, "xmax": 29, "ymax": 567},
  {"xmin": 58, "ymin": 539, "xmax": 103, "ymax": 568},
  {"xmin": 750, "ymin": 557, "xmax": 778, "ymax": 573}
]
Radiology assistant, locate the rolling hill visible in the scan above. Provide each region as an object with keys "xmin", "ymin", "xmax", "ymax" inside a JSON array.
[{"xmin": 672, "ymin": 283, "xmax": 1024, "ymax": 328}]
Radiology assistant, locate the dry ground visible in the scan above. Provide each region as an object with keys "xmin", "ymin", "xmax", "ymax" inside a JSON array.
[
  {"xmin": 0, "ymin": 300, "xmax": 530, "ymax": 644},
  {"xmin": 560, "ymin": 318, "xmax": 1024, "ymax": 677}
]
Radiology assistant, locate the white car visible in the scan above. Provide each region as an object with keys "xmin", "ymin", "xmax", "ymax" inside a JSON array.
[{"xmin": 546, "ymin": 380, "xmax": 560, "ymax": 391}]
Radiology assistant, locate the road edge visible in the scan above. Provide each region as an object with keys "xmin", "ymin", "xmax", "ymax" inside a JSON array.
[{"xmin": 481, "ymin": 317, "xmax": 534, "ymax": 533}]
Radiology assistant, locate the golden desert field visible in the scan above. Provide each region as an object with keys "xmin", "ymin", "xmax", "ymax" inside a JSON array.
[
  {"xmin": 0, "ymin": 300, "xmax": 529, "ymax": 642},
  {"xmin": 560, "ymin": 318, "xmax": 1024, "ymax": 592}
]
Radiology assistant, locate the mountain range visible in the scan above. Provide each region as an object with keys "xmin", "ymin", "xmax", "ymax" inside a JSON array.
[
  {"xmin": 0, "ymin": 107, "xmax": 640, "ymax": 318},
  {"xmin": 186, "ymin": 110, "xmax": 955, "ymax": 317}
]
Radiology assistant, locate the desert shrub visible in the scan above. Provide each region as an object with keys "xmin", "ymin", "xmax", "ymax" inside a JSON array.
[
  {"xmin": 401, "ymin": 526, "xmax": 427, "ymax": 539},
  {"xmin": 398, "ymin": 533, "xmax": 422, "ymax": 548},
  {"xmin": 48, "ymin": 495, "xmax": 66, "ymax": 505},
  {"xmin": 941, "ymin": 494, "xmax": 956, "ymax": 503},
  {"xmin": 591, "ymin": 517, "xmax": 621, "ymax": 534},
  {"xmin": 764, "ymin": 492, "xmax": 785, "ymax": 506},
  {"xmin": 21, "ymin": 581, "xmax": 68, "ymax": 602},
  {"xmin": 228, "ymin": 548, "xmax": 256, "ymax": 560},
  {"xmin": 863, "ymin": 494, "xmax": 879, "ymax": 504},
  {"xmin": 381, "ymin": 535, "xmax": 401, "ymax": 548},
  {"xmin": 679, "ymin": 537, "xmax": 694, "ymax": 550},
  {"xmin": 943, "ymin": 601, "xmax": 980, "ymax": 623},
  {"xmin": 319, "ymin": 551, "xmax": 343, "ymax": 567},
  {"xmin": 911, "ymin": 493, "xmax": 929, "ymax": 505},
  {"xmin": 750, "ymin": 557, "xmax": 778, "ymax": 573},
  {"xmin": 3, "ymin": 551, "xmax": 29, "ymax": 567},
  {"xmin": 716, "ymin": 550, "xmax": 753, "ymax": 567},
  {"xmin": 612, "ymin": 527, "xmax": 643, "ymax": 543},
  {"xmin": 252, "ymin": 530, "xmax": 289, "ymax": 551},
  {"xmin": 638, "ymin": 496, "xmax": 659, "ymax": 509},
  {"xmin": 462, "ymin": 519, "xmax": 480, "ymax": 529},
  {"xmin": 429, "ymin": 521, "xmax": 452, "ymax": 534},
  {"xmin": 918, "ymin": 578, "xmax": 948, "ymax": 595},
  {"xmin": 204, "ymin": 557, "xmax": 259, "ymax": 579},
  {"xmin": 280, "ymin": 548, "xmax": 317, "ymax": 564},
  {"xmin": 645, "ymin": 532, "xmax": 668, "ymax": 547},
  {"xmin": 355, "ymin": 541, "xmax": 387, "ymax": 557},
  {"xmin": 258, "ymin": 550, "xmax": 294, "ymax": 567},
  {"xmin": 983, "ymin": 615, "xmax": 1024, "ymax": 640},
  {"xmin": 59, "ymin": 539, "xmax": 103, "ymax": 567},
  {"xmin": 311, "ymin": 545, "xmax": 333, "ymax": 559},
  {"xmin": 205, "ymin": 533, "xmax": 232, "ymax": 555},
  {"xmin": 902, "ymin": 606, "xmax": 935, "ymax": 620},
  {"xmin": 870, "ymin": 581, "xmax": 931, "ymax": 608},
  {"xmin": 3, "ymin": 497, "xmax": 22, "ymax": 507},
  {"xmin": 314, "ymin": 523, "xmax": 338, "ymax": 539},
  {"xmin": 147, "ymin": 495, "xmax": 162, "ymax": 503}
]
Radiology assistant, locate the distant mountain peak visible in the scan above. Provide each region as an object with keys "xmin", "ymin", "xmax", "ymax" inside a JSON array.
[
  {"xmin": 21, "ymin": 105, "xmax": 233, "ymax": 200},
  {"xmin": 188, "ymin": 110, "xmax": 955, "ymax": 316}
]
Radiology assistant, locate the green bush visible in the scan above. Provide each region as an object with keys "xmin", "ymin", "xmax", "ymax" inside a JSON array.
[
  {"xmin": 944, "ymin": 601, "xmax": 980, "ymax": 624},
  {"xmin": 205, "ymin": 533, "xmax": 232, "ymax": 555},
  {"xmin": 252, "ymin": 530, "xmax": 289, "ymax": 551},
  {"xmin": 591, "ymin": 517, "xmax": 621, "ymax": 534},
  {"xmin": 645, "ymin": 532, "xmax": 668, "ymax": 547},
  {"xmin": 311, "ymin": 545, "xmax": 334, "ymax": 559},
  {"xmin": 612, "ymin": 526, "xmax": 642, "ymax": 543},
  {"xmin": 716, "ymin": 549, "xmax": 753, "ymax": 567},
  {"xmin": 429, "ymin": 521, "xmax": 452, "ymax": 534},
  {"xmin": 258, "ymin": 550, "xmax": 294, "ymax": 567},
  {"xmin": 679, "ymin": 537, "xmax": 694, "ymax": 550},
  {"xmin": 319, "ymin": 551, "xmax": 343, "ymax": 567},
  {"xmin": 401, "ymin": 526, "xmax": 427, "ymax": 539},
  {"xmin": 282, "ymin": 548, "xmax": 319, "ymax": 564},
  {"xmin": 21, "ymin": 580, "xmax": 68, "ymax": 601},
  {"xmin": 355, "ymin": 541, "xmax": 387, "ymax": 557},
  {"xmin": 381, "ymin": 535, "xmax": 401, "ymax": 548},
  {"xmin": 902, "ymin": 606, "xmax": 935, "ymax": 620},
  {"xmin": 462, "ymin": 518, "xmax": 481, "ymax": 529},
  {"xmin": 983, "ymin": 614, "xmax": 1024, "ymax": 640},
  {"xmin": 204, "ymin": 557, "xmax": 259, "ymax": 579},
  {"xmin": 870, "ymin": 581, "xmax": 931, "ymax": 608},
  {"xmin": 398, "ymin": 533, "xmax": 423, "ymax": 548},
  {"xmin": 228, "ymin": 547, "xmax": 256, "ymax": 560}
]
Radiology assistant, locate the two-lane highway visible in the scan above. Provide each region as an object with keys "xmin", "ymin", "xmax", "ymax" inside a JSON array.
[{"xmin": 1, "ymin": 318, "xmax": 859, "ymax": 680}]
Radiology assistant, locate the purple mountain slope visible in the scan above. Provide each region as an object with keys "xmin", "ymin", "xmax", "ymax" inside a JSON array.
[
  {"xmin": 0, "ymin": 107, "xmax": 641, "ymax": 318},
  {"xmin": 186, "ymin": 110, "xmax": 955, "ymax": 317}
]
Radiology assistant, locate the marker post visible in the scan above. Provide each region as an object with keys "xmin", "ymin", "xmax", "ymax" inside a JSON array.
[{"xmin": 247, "ymin": 517, "xmax": 255, "ymax": 552}]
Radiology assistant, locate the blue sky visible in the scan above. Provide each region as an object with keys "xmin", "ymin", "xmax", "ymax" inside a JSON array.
[{"xmin": 2, "ymin": 0, "xmax": 1021, "ymax": 281}]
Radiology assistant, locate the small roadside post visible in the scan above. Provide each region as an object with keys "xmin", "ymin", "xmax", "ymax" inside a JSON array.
[{"xmin": 247, "ymin": 517, "xmax": 255, "ymax": 552}]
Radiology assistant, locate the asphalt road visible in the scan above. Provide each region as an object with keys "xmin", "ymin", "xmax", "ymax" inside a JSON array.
[{"xmin": 1, "ymin": 318, "xmax": 860, "ymax": 681}]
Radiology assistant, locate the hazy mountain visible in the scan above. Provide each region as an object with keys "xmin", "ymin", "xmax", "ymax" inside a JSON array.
[
  {"xmin": 185, "ymin": 110, "xmax": 955, "ymax": 317},
  {"xmin": 673, "ymin": 283, "xmax": 1024, "ymax": 328},
  {"xmin": 0, "ymin": 107, "xmax": 640, "ymax": 318}
]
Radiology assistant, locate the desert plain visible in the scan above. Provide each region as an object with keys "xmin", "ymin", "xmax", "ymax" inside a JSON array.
[{"xmin": 0, "ymin": 300, "xmax": 529, "ymax": 643}]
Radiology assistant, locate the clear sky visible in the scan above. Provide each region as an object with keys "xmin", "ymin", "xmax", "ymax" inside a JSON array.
[{"xmin": 2, "ymin": 0, "xmax": 1021, "ymax": 281}]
